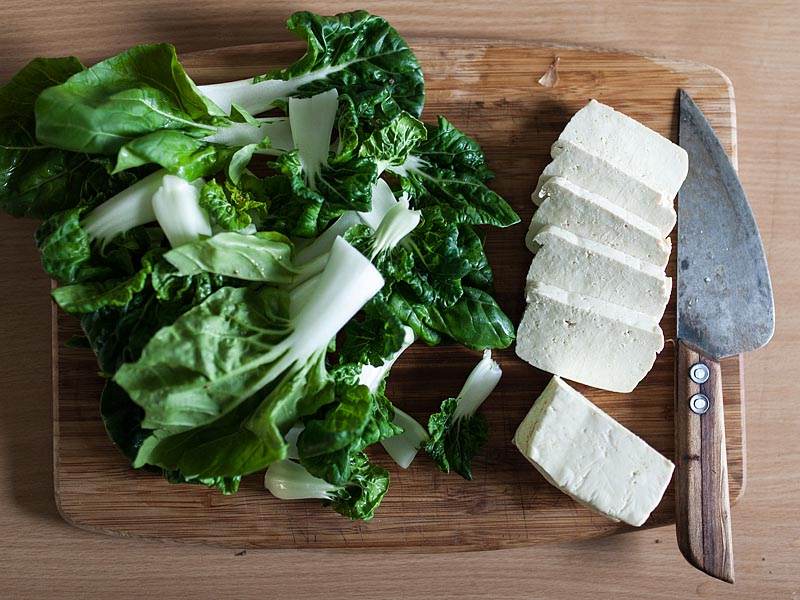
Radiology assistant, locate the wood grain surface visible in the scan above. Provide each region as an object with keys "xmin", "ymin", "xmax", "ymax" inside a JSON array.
[
  {"xmin": 675, "ymin": 341, "xmax": 735, "ymax": 583},
  {"xmin": 1, "ymin": 1, "xmax": 797, "ymax": 598},
  {"xmin": 54, "ymin": 40, "xmax": 741, "ymax": 549}
]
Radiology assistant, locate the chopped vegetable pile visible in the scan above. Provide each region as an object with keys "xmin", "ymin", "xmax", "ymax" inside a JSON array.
[{"xmin": 0, "ymin": 10, "xmax": 519, "ymax": 520}]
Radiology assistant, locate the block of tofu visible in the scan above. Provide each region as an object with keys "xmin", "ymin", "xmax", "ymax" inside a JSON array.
[
  {"xmin": 557, "ymin": 99, "xmax": 688, "ymax": 202},
  {"xmin": 516, "ymin": 282, "xmax": 665, "ymax": 393},
  {"xmin": 525, "ymin": 177, "xmax": 672, "ymax": 268},
  {"xmin": 533, "ymin": 140, "xmax": 676, "ymax": 237},
  {"xmin": 512, "ymin": 376, "xmax": 675, "ymax": 527},
  {"xmin": 527, "ymin": 226, "xmax": 672, "ymax": 320}
]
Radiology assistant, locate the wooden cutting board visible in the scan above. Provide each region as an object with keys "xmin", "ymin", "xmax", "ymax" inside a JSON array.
[{"xmin": 53, "ymin": 40, "xmax": 743, "ymax": 550}]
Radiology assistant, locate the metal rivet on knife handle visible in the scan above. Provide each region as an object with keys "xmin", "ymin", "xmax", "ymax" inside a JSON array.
[
  {"xmin": 689, "ymin": 393, "xmax": 710, "ymax": 415},
  {"xmin": 689, "ymin": 363, "xmax": 710, "ymax": 384}
]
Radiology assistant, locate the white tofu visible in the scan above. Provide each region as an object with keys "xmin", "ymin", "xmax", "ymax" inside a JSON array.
[
  {"xmin": 533, "ymin": 140, "xmax": 676, "ymax": 237},
  {"xmin": 525, "ymin": 177, "xmax": 672, "ymax": 268},
  {"xmin": 512, "ymin": 376, "xmax": 675, "ymax": 527},
  {"xmin": 516, "ymin": 282, "xmax": 664, "ymax": 393},
  {"xmin": 557, "ymin": 100, "xmax": 688, "ymax": 202},
  {"xmin": 527, "ymin": 226, "xmax": 672, "ymax": 320}
]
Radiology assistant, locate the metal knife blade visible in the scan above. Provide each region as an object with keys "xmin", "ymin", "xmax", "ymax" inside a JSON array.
[
  {"xmin": 674, "ymin": 89, "xmax": 774, "ymax": 584},
  {"xmin": 677, "ymin": 90, "xmax": 775, "ymax": 358}
]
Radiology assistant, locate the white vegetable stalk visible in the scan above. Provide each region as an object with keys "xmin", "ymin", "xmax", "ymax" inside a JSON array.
[
  {"xmin": 357, "ymin": 178, "xmax": 399, "ymax": 231},
  {"xmin": 284, "ymin": 424, "xmax": 305, "ymax": 461},
  {"xmin": 381, "ymin": 407, "xmax": 429, "ymax": 469},
  {"xmin": 217, "ymin": 236, "xmax": 382, "ymax": 406},
  {"xmin": 353, "ymin": 326, "xmax": 429, "ymax": 470},
  {"xmin": 289, "ymin": 89, "xmax": 339, "ymax": 190},
  {"xmin": 370, "ymin": 196, "xmax": 420, "ymax": 260},
  {"xmin": 386, "ymin": 154, "xmax": 428, "ymax": 178},
  {"xmin": 360, "ymin": 179, "xmax": 420, "ymax": 259},
  {"xmin": 264, "ymin": 459, "xmax": 336, "ymax": 500},
  {"xmin": 283, "ymin": 236, "xmax": 384, "ymax": 365},
  {"xmin": 151, "ymin": 175, "xmax": 212, "ymax": 248},
  {"xmin": 197, "ymin": 66, "xmax": 341, "ymax": 116},
  {"xmin": 290, "ymin": 180, "xmax": 420, "ymax": 288},
  {"xmin": 202, "ymin": 117, "xmax": 294, "ymax": 155},
  {"xmin": 452, "ymin": 349, "xmax": 503, "ymax": 421},
  {"xmin": 359, "ymin": 326, "xmax": 415, "ymax": 394},
  {"xmin": 293, "ymin": 210, "xmax": 360, "ymax": 266},
  {"xmin": 81, "ymin": 169, "xmax": 167, "ymax": 243}
]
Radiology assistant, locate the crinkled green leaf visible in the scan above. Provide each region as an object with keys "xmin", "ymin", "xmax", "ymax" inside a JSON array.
[
  {"xmin": 338, "ymin": 298, "xmax": 407, "ymax": 367},
  {"xmin": 135, "ymin": 348, "xmax": 334, "ymax": 478},
  {"xmin": 325, "ymin": 452, "xmax": 390, "ymax": 520},
  {"xmin": 389, "ymin": 116, "xmax": 519, "ymax": 227},
  {"xmin": 298, "ymin": 369, "xmax": 400, "ymax": 486},
  {"xmin": 199, "ymin": 177, "xmax": 269, "ymax": 232},
  {"xmin": 297, "ymin": 382, "xmax": 373, "ymax": 485},
  {"xmin": 359, "ymin": 102, "xmax": 427, "ymax": 170},
  {"xmin": 52, "ymin": 263, "xmax": 151, "ymax": 314},
  {"xmin": 0, "ymin": 56, "xmax": 105, "ymax": 219},
  {"xmin": 150, "ymin": 260, "xmax": 223, "ymax": 303},
  {"xmin": 164, "ymin": 470, "xmax": 241, "ymax": 495},
  {"xmin": 35, "ymin": 206, "xmax": 152, "ymax": 284},
  {"xmin": 423, "ymin": 396, "xmax": 488, "ymax": 480},
  {"xmin": 270, "ymin": 150, "xmax": 377, "ymax": 237},
  {"xmin": 254, "ymin": 10, "xmax": 424, "ymax": 117}
]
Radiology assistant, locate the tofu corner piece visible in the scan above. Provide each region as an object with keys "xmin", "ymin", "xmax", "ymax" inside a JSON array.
[
  {"xmin": 515, "ymin": 281, "xmax": 664, "ymax": 393},
  {"xmin": 512, "ymin": 376, "xmax": 675, "ymax": 527}
]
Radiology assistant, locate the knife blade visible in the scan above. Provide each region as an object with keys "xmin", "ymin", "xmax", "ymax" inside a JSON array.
[{"xmin": 675, "ymin": 89, "xmax": 775, "ymax": 584}]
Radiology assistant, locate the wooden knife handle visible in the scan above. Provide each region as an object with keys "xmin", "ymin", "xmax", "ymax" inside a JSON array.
[{"xmin": 675, "ymin": 339, "xmax": 735, "ymax": 583}]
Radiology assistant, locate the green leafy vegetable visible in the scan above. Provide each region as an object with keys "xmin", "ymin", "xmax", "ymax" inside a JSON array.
[
  {"xmin": 264, "ymin": 454, "xmax": 389, "ymax": 520},
  {"xmin": 199, "ymin": 175, "xmax": 268, "ymax": 231},
  {"xmin": 35, "ymin": 44, "xmax": 221, "ymax": 156},
  {"xmin": 423, "ymin": 350, "xmax": 502, "ymax": 480},
  {"xmin": 0, "ymin": 56, "xmax": 113, "ymax": 220},
  {"xmin": 389, "ymin": 116, "xmax": 520, "ymax": 227},
  {"xmin": 164, "ymin": 231, "xmax": 296, "ymax": 282},
  {"xmin": 297, "ymin": 372, "xmax": 401, "ymax": 485},
  {"xmin": 199, "ymin": 10, "xmax": 425, "ymax": 118},
  {"xmin": 116, "ymin": 237, "xmax": 383, "ymax": 480},
  {"xmin": 0, "ymin": 10, "xmax": 519, "ymax": 519}
]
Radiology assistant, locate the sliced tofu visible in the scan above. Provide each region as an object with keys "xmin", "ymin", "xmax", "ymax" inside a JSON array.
[
  {"xmin": 527, "ymin": 226, "xmax": 672, "ymax": 320},
  {"xmin": 525, "ymin": 177, "xmax": 672, "ymax": 268},
  {"xmin": 512, "ymin": 376, "xmax": 675, "ymax": 527},
  {"xmin": 557, "ymin": 99, "xmax": 688, "ymax": 202},
  {"xmin": 533, "ymin": 140, "xmax": 676, "ymax": 237},
  {"xmin": 515, "ymin": 282, "xmax": 664, "ymax": 393}
]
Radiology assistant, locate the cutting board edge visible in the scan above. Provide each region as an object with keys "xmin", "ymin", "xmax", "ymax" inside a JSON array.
[
  {"xmin": 50, "ymin": 496, "xmax": 678, "ymax": 552},
  {"xmin": 183, "ymin": 36, "xmax": 737, "ymax": 79}
]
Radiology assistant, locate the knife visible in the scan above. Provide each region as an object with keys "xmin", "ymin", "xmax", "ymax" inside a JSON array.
[{"xmin": 675, "ymin": 89, "xmax": 774, "ymax": 584}]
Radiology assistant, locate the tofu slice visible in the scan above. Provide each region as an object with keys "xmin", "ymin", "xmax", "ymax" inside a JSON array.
[
  {"xmin": 527, "ymin": 226, "xmax": 672, "ymax": 320},
  {"xmin": 512, "ymin": 376, "xmax": 675, "ymax": 527},
  {"xmin": 557, "ymin": 99, "xmax": 688, "ymax": 202},
  {"xmin": 533, "ymin": 140, "xmax": 676, "ymax": 237},
  {"xmin": 525, "ymin": 177, "xmax": 672, "ymax": 268},
  {"xmin": 516, "ymin": 282, "xmax": 664, "ymax": 393}
]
